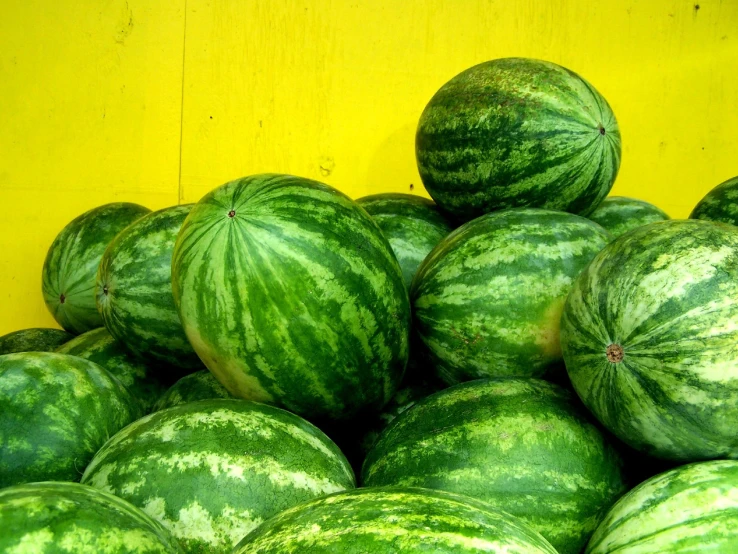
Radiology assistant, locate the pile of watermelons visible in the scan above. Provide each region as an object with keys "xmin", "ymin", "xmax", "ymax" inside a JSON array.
[{"xmin": 2, "ymin": 57, "xmax": 738, "ymax": 553}]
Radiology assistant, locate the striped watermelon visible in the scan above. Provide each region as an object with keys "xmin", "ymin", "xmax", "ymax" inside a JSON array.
[
  {"xmin": 234, "ymin": 487, "xmax": 558, "ymax": 554},
  {"xmin": 171, "ymin": 174, "xmax": 410, "ymax": 421},
  {"xmin": 97, "ymin": 205, "xmax": 202, "ymax": 371},
  {"xmin": 690, "ymin": 175, "xmax": 738, "ymax": 225},
  {"xmin": 561, "ymin": 219, "xmax": 738, "ymax": 461},
  {"xmin": 416, "ymin": 58, "xmax": 621, "ymax": 222},
  {"xmin": 362, "ymin": 378, "xmax": 626, "ymax": 554},
  {"xmin": 588, "ymin": 197, "xmax": 670, "ymax": 238},
  {"xmin": 0, "ymin": 481, "xmax": 183, "ymax": 553},
  {"xmin": 355, "ymin": 193, "xmax": 453, "ymax": 288},
  {"xmin": 0, "ymin": 352, "xmax": 137, "ymax": 488},
  {"xmin": 56, "ymin": 327, "xmax": 168, "ymax": 415},
  {"xmin": 153, "ymin": 370, "xmax": 233, "ymax": 412},
  {"xmin": 0, "ymin": 328, "xmax": 73, "ymax": 355},
  {"xmin": 586, "ymin": 460, "xmax": 738, "ymax": 553},
  {"xmin": 42, "ymin": 203, "xmax": 151, "ymax": 335},
  {"xmin": 412, "ymin": 208, "xmax": 610, "ymax": 383},
  {"xmin": 81, "ymin": 398, "xmax": 356, "ymax": 553}
]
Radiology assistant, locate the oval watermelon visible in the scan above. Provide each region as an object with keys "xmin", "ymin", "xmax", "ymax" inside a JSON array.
[
  {"xmin": 412, "ymin": 208, "xmax": 610, "ymax": 383},
  {"xmin": 81, "ymin": 398, "xmax": 356, "ymax": 553},
  {"xmin": 0, "ymin": 352, "xmax": 137, "ymax": 488},
  {"xmin": 561, "ymin": 219, "xmax": 738, "ymax": 461},
  {"xmin": 0, "ymin": 328, "xmax": 73, "ymax": 355},
  {"xmin": 171, "ymin": 173, "xmax": 410, "ymax": 421},
  {"xmin": 153, "ymin": 370, "xmax": 234, "ymax": 412},
  {"xmin": 588, "ymin": 197, "xmax": 670, "ymax": 238},
  {"xmin": 42, "ymin": 202, "xmax": 151, "ymax": 335},
  {"xmin": 690, "ymin": 175, "xmax": 738, "ymax": 225},
  {"xmin": 0, "ymin": 481, "xmax": 183, "ymax": 553},
  {"xmin": 234, "ymin": 487, "xmax": 558, "ymax": 554},
  {"xmin": 362, "ymin": 378, "xmax": 626, "ymax": 554},
  {"xmin": 416, "ymin": 57, "xmax": 621, "ymax": 222}
]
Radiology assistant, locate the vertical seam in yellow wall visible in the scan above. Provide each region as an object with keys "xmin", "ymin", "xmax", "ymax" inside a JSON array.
[{"xmin": 177, "ymin": 0, "xmax": 189, "ymax": 205}]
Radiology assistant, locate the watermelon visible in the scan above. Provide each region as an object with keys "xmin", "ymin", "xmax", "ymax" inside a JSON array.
[
  {"xmin": 153, "ymin": 370, "xmax": 234, "ymax": 412},
  {"xmin": 588, "ymin": 196, "xmax": 670, "ymax": 238},
  {"xmin": 586, "ymin": 460, "xmax": 738, "ymax": 553},
  {"xmin": 97, "ymin": 205, "xmax": 202, "ymax": 370},
  {"xmin": 171, "ymin": 173, "xmax": 410, "ymax": 421},
  {"xmin": 0, "ymin": 328, "xmax": 73, "ymax": 355},
  {"xmin": 561, "ymin": 219, "xmax": 738, "ymax": 461},
  {"xmin": 234, "ymin": 487, "xmax": 558, "ymax": 554},
  {"xmin": 416, "ymin": 57, "xmax": 621, "ymax": 222},
  {"xmin": 81, "ymin": 398, "xmax": 356, "ymax": 553},
  {"xmin": 690, "ymin": 175, "xmax": 738, "ymax": 225},
  {"xmin": 42, "ymin": 202, "xmax": 151, "ymax": 335},
  {"xmin": 0, "ymin": 481, "xmax": 183, "ymax": 553},
  {"xmin": 355, "ymin": 193, "xmax": 453, "ymax": 288},
  {"xmin": 412, "ymin": 208, "xmax": 610, "ymax": 383},
  {"xmin": 0, "ymin": 352, "xmax": 137, "ymax": 488},
  {"xmin": 56, "ymin": 327, "xmax": 168, "ymax": 415},
  {"xmin": 362, "ymin": 378, "xmax": 626, "ymax": 554}
]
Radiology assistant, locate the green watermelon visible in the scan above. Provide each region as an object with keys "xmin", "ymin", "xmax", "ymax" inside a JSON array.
[
  {"xmin": 234, "ymin": 487, "xmax": 558, "ymax": 554},
  {"xmin": 416, "ymin": 57, "xmax": 621, "ymax": 222},
  {"xmin": 0, "ymin": 352, "xmax": 137, "ymax": 488},
  {"xmin": 586, "ymin": 460, "xmax": 738, "ymax": 553},
  {"xmin": 0, "ymin": 328, "xmax": 73, "ymax": 355},
  {"xmin": 355, "ymin": 193, "xmax": 453, "ymax": 288},
  {"xmin": 97, "ymin": 205, "xmax": 202, "ymax": 370},
  {"xmin": 56, "ymin": 327, "xmax": 168, "ymax": 415},
  {"xmin": 561, "ymin": 219, "xmax": 738, "ymax": 461},
  {"xmin": 42, "ymin": 203, "xmax": 151, "ymax": 335},
  {"xmin": 81, "ymin": 398, "xmax": 356, "ymax": 553},
  {"xmin": 153, "ymin": 370, "xmax": 234, "ymax": 412},
  {"xmin": 690, "ymin": 175, "xmax": 738, "ymax": 225},
  {"xmin": 362, "ymin": 378, "xmax": 626, "ymax": 554},
  {"xmin": 412, "ymin": 208, "xmax": 609, "ymax": 383},
  {"xmin": 0, "ymin": 481, "xmax": 183, "ymax": 553},
  {"xmin": 171, "ymin": 173, "xmax": 410, "ymax": 421},
  {"xmin": 588, "ymin": 196, "xmax": 670, "ymax": 238}
]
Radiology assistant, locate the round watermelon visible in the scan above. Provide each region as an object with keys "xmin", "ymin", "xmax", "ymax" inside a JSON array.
[
  {"xmin": 171, "ymin": 173, "xmax": 410, "ymax": 421},
  {"xmin": 42, "ymin": 203, "xmax": 151, "ymax": 335},
  {"xmin": 561, "ymin": 219, "xmax": 738, "ymax": 461},
  {"xmin": 153, "ymin": 370, "xmax": 234, "ymax": 412},
  {"xmin": 412, "ymin": 208, "xmax": 609, "ymax": 383},
  {"xmin": 0, "ymin": 481, "xmax": 183, "ymax": 553},
  {"xmin": 586, "ymin": 460, "xmax": 738, "ymax": 553},
  {"xmin": 234, "ymin": 487, "xmax": 558, "ymax": 554},
  {"xmin": 588, "ymin": 196, "xmax": 670, "ymax": 238},
  {"xmin": 0, "ymin": 352, "xmax": 137, "ymax": 488},
  {"xmin": 416, "ymin": 57, "xmax": 621, "ymax": 222},
  {"xmin": 0, "ymin": 328, "xmax": 73, "ymax": 355},
  {"xmin": 97, "ymin": 205, "xmax": 202, "ymax": 370},
  {"xmin": 362, "ymin": 378, "xmax": 626, "ymax": 554},
  {"xmin": 355, "ymin": 193, "xmax": 453, "ymax": 288},
  {"xmin": 690, "ymin": 175, "xmax": 738, "ymax": 225},
  {"xmin": 81, "ymin": 398, "xmax": 356, "ymax": 553}
]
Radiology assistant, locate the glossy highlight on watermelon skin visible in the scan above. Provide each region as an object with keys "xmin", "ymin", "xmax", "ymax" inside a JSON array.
[
  {"xmin": 0, "ymin": 328, "xmax": 73, "ymax": 355},
  {"xmin": 588, "ymin": 196, "xmax": 669, "ymax": 239},
  {"xmin": 690, "ymin": 175, "xmax": 738, "ymax": 226},
  {"xmin": 153, "ymin": 370, "xmax": 234, "ymax": 412},
  {"xmin": 171, "ymin": 173, "xmax": 410, "ymax": 421},
  {"xmin": 416, "ymin": 57, "xmax": 621, "ymax": 222},
  {"xmin": 561, "ymin": 219, "xmax": 738, "ymax": 461}
]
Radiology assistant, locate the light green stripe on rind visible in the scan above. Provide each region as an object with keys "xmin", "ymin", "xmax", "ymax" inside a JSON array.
[
  {"xmin": 153, "ymin": 370, "xmax": 234, "ymax": 412},
  {"xmin": 588, "ymin": 197, "xmax": 669, "ymax": 239},
  {"xmin": 690, "ymin": 175, "xmax": 738, "ymax": 226},
  {"xmin": 561, "ymin": 219, "xmax": 738, "ymax": 461},
  {"xmin": 0, "ymin": 328, "xmax": 73, "ymax": 355},
  {"xmin": 234, "ymin": 487, "xmax": 558, "ymax": 554},
  {"xmin": 586, "ymin": 460, "xmax": 738, "ymax": 553}
]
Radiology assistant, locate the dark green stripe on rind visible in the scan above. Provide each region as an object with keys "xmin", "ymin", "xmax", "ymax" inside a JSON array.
[
  {"xmin": 81, "ymin": 398, "xmax": 356, "ymax": 553},
  {"xmin": 0, "ymin": 352, "xmax": 137, "ymax": 488},
  {"xmin": 416, "ymin": 57, "xmax": 621, "ymax": 222},
  {"xmin": 0, "ymin": 481, "xmax": 183, "ymax": 553},
  {"xmin": 97, "ymin": 205, "xmax": 203, "ymax": 371},
  {"xmin": 0, "ymin": 328, "xmax": 73, "ymax": 355},
  {"xmin": 234, "ymin": 487, "xmax": 558, "ymax": 554},
  {"xmin": 586, "ymin": 460, "xmax": 738, "ymax": 553},
  {"xmin": 362, "ymin": 378, "xmax": 626, "ymax": 554},
  {"xmin": 42, "ymin": 203, "xmax": 151, "ymax": 335},
  {"xmin": 171, "ymin": 174, "xmax": 410, "ymax": 421},
  {"xmin": 690, "ymin": 175, "xmax": 738, "ymax": 226},
  {"xmin": 153, "ymin": 370, "xmax": 234, "ymax": 412},
  {"xmin": 411, "ymin": 208, "xmax": 610, "ymax": 383},
  {"xmin": 588, "ymin": 197, "xmax": 669, "ymax": 239},
  {"xmin": 561, "ymin": 219, "xmax": 738, "ymax": 461}
]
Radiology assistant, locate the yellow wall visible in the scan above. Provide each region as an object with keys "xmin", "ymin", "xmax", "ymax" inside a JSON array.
[{"xmin": 1, "ymin": 0, "xmax": 737, "ymax": 334}]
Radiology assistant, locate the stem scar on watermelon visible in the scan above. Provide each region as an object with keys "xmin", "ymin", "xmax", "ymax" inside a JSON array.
[{"xmin": 606, "ymin": 344, "xmax": 624, "ymax": 363}]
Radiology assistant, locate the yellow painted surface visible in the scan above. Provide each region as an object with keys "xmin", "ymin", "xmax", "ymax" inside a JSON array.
[{"xmin": 1, "ymin": 0, "xmax": 737, "ymax": 334}]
